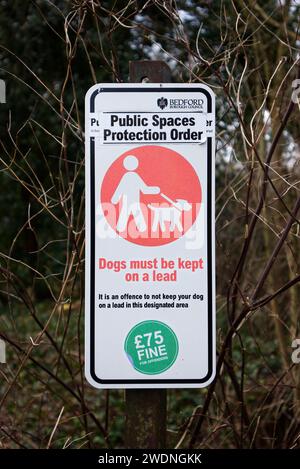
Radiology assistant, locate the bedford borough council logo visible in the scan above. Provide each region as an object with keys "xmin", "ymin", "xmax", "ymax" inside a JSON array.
[{"xmin": 157, "ymin": 97, "xmax": 168, "ymax": 109}]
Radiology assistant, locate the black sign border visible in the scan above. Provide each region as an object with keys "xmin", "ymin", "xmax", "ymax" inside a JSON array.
[{"xmin": 88, "ymin": 87, "xmax": 214, "ymax": 385}]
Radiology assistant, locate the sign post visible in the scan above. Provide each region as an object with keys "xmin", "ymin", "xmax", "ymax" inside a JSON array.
[
  {"xmin": 125, "ymin": 62, "xmax": 170, "ymax": 449},
  {"xmin": 85, "ymin": 62, "xmax": 215, "ymax": 447}
]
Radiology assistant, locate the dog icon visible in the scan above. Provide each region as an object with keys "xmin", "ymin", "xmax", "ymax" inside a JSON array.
[{"xmin": 148, "ymin": 197, "xmax": 192, "ymax": 232}]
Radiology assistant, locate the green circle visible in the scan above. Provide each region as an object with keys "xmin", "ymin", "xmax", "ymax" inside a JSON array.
[{"xmin": 124, "ymin": 320, "xmax": 179, "ymax": 375}]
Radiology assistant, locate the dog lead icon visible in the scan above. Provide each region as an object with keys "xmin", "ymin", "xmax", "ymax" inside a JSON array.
[{"xmin": 149, "ymin": 193, "xmax": 192, "ymax": 233}]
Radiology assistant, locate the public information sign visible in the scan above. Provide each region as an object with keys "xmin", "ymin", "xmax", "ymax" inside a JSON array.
[{"xmin": 85, "ymin": 84, "xmax": 215, "ymax": 388}]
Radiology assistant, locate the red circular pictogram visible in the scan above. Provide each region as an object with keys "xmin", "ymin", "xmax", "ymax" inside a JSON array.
[{"xmin": 100, "ymin": 145, "xmax": 201, "ymax": 246}]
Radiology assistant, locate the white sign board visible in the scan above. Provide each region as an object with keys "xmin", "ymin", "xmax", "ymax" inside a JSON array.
[{"xmin": 85, "ymin": 84, "xmax": 215, "ymax": 388}]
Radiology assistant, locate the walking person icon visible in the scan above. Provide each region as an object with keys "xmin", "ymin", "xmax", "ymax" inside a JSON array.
[
  {"xmin": 101, "ymin": 145, "xmax": 201, "ymax": 246},
  {"xmin": 111, "ymin": 155, "xmax": 160, "ymax": 232}
]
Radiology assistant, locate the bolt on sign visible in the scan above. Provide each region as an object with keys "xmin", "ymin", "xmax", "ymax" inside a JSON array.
[{"xmin": 85, "ymin": 84, "xmax": 215, "ymax": 388}]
